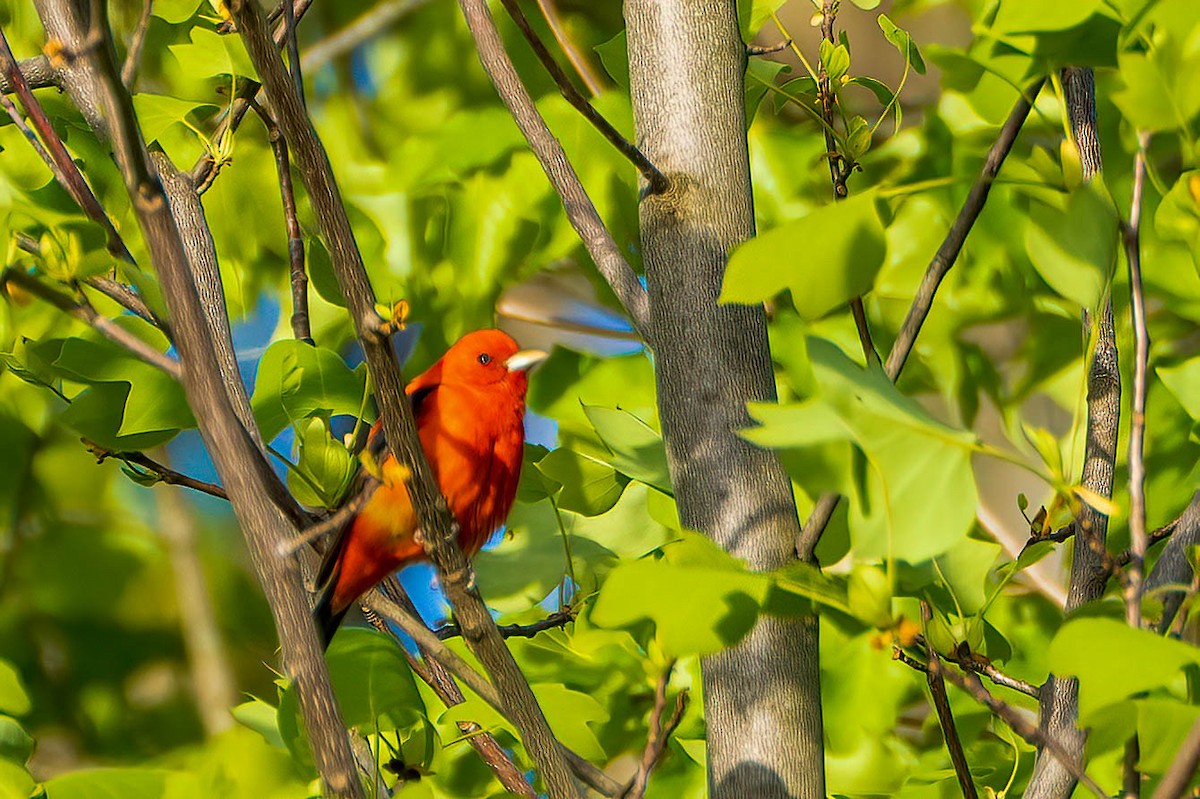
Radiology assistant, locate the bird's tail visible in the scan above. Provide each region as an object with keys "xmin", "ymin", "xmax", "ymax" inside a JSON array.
[{"xmin": 311, "ymin": 578, "xmax": 349, "ymax": 650}]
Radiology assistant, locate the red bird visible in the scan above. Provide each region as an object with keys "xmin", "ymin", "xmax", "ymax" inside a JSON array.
[{"xmin": 312, "ymin": 329, "xmax": 547, "ymax": 646}]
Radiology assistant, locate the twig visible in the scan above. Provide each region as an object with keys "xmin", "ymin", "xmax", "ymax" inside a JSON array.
[
  {"xmin": 43, "ymin": 1, "xmax": 363, "ymax": 793},
  {"xmin": 895, "ymin": 642, "xmax": 1041, "ymax": 699},
  {"xmin": 1151, "ymin": 715, "xmax": 1200, "ymax": 799},
  {"xmin": 457, "ymin": 0, "xmax": 651, "ymax": 338},
  {"xmin": 796, "ymin": 77, "xmax": 1046, "ymax": 561},
  {"xmin": 936, "ymin": 666, "xmax": 1107, "ymax": 798},
  {"xmin": 0, "ymin": 26, "xmax": 133, "ymax": 262},
  {"xmin": 281, "ymin": 0, "xmax": 304, "ymax": 110},
  {"xmin": 251, "ymin": 101, "xmax": 311, "ymax": 342},
  {"xmin": 362, "ymin": 587, "xmax": 625, "ymax": 797},
  {"xmin": 1123, "ymin": 131, "xmax": 1150, "ymax": 629},
  {"xmin": 229, "ymin": 2, "xmax": 586, "ymax": 794},
  {"xmin": 435, "ymin": 608, "xmax": 575, "ymax": 640},
  {"xmin": 191, "ymin": 0, "xmax": 316, "ymax": 190},
  {"xmin": 279, "ymin": 477, "xmax": 378, "ymax": 558},
  {"xmin": 534, "ymin": 0, "xmax": 603, "ymax": 95},
  {"xmin": 84, "ymin": 273, "xmax": 172, "ymax": 336},
  {"xmin": 119, "ymin": 0, "xmax": 152, "ymax": 88},
  {"xmin": 1, "ymin": 268, "xmax": 182, "ymax": 379},
  {"xmin": 0, "ymin": 55, "xmax": 60, "ymax": 93},
  {"xmin": 747, "ymin": 40, "xmax": 792, "ymax": 56},
  {"xmin": 300, "ymin": 0, "xmax": 434, "ymax": 73},
  {"xmin": 892, "ymin": 646, "xmax": 929, "ymax": 673},
  {"xmin": 367, "ymin": 580, "xmax": 536, "ymax": 798},
  {"xmin": 498, "ymin": 0, "xmax": 667, "ymax": 194},
  {"xmin": 624, "ymin": 662, "xmax": 688, "ymax": 799},
  {"xmin": 84, "ymin": 439, "xmax": 229, "ymax": 499},
  {"xmin": 921, "ymin": 602, "xmax": 979, "ymax": 799}
]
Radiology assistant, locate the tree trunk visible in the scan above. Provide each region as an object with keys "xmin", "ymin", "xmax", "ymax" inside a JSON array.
[{"xmin": 624, "ymin": 3, "xmax": 825, "ymax": 797}]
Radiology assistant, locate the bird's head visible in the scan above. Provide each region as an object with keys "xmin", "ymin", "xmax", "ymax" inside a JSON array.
[{"xmin": 424, "ymin": 329, "xmax": 548, "ymax": 397}]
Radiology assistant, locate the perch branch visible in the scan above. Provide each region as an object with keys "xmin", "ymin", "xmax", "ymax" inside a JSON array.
[{"xmin": 623, "ymin": 662, "xmax": 688, "ymax": 799}]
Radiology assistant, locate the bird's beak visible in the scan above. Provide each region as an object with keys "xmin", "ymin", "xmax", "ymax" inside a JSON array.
[{"xmin": 505, "ymin": 349, "xmax": 549, "ymax": 373}]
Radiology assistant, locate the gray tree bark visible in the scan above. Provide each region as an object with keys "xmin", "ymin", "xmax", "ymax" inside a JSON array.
[
  {"xmin": 624, "ymin": 3, "xmax": 825, "ymax": 797},
  {"xmin": 1026, "ymin": 66, "xmax": 1119, "ymax": 799}
]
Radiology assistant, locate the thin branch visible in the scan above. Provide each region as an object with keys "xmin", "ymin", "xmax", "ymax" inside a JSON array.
[
  {"xmin": 1151, "ymin": 715, "xmax": 1200, "ymax": 799},
  {"xmin": 362, "ymin": 588, "xmax": 626, "ymax": 797},
  {"xmin": 796, "ymin": 77, "xmax": 1046, "ymax": 561},
  {"xmin": 457, "ymin": 0, "xmax": 651, "ymax": 338},
  {"xmin": 190, "ymin": 0, "xmax": 315, "ymax": 190},
  {"xmin": 435, "ymin": 608, "xmax": 575, "ymax": 641},
  {"xmin": 921, "ymin": 603, "xmax": 978, "ymax": 799},
  {"xmin": 229, "ymin": 3, "xmax": 586, "ymax": 795},
  {"xmin": 1, "ymin": 268, "xmax": 182, "ymax": 379},
  {"xmin": 84, "ymin": 273, "xmax": 172, "ymax": 335},
  {"xmin": 300, "ymin": 0, "xmax": 434, "ymax": 73},
  {"xmin": 1123, "ymin": 131, "xmax": 1150, "ymax": 629},
  {"xmin": 84, "ymin": 439, "xmax": 229, "ymax": 499},
  {"xmin": 279, "ymin": 477, "xmax": 379, "ymax": 558},
  {"xmin": 0, "ymin": 26, "xmax": 132, "ymax": 262},
  {"xmin": 624, "ymin": 662, "xmax": 688, "ymax": 799},
  {"xmin": 498, "ymin": 0, "xmax": 667, "ymax": 194},
  {"xmin": 0, "ymin": 55, "xmax": 60, "ymax": 93},
  {"xmin": 936, "ymin": 665, "xmax": 1107, "ymax": 798},
  {"xmin": 747, "ymin": 40, "xmax": 792, "ymax": 56},
  {"xmin": 533, "ymin": 0, "xmax": 603, "ymax": 95},
  {"xmin": 252, "ymin": 101, "xmax": 311, "ymax": 342},
  {"xmin": 119, "ymin": 0, "xmax": 152, "ymax": 88},
  {"xmin": 368, "ymin": 579, "xmax": 536, "ymax": 798},
  {"xmin": 41, "ymin": 1, "xmax": 362, "ymax": 793},
  {"xmin": 892, "ymin": 645, "xmax": 929, "ymax": 673},
  {"xmin": 281, "ymin": 0, "xmax": 304, "ymax": 109}
]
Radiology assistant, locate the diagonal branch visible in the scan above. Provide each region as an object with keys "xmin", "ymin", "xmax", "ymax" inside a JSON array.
[
  {"xmin": 252, "ymin": 101, "xmax": 311, "ymax": 342},
  {"xmin": 229, "ymin": 2, "xmax": 586, "ymax": 795},
  {"xmin": 84, "ymin": 439, "xmax": 228, "ymax": 499},
  {"xmin": 119, "ymin": 0, "xmax": 152, "ymax": 87},
  {"xmin": 921, "ymin": 603, "xmax": 978, "ymax": 799},
  {"xmin": 300, "ymin": 0, "xmax": 435, "ymax": 73},
  {"xmin": 366, "ymin": 579, "xmax": 536, "ymax": 798},
  {"xmin": 0, "ymin": 55, "xmax": 60, "ymax": 93},
  {"xmin": 624, "ymin": 660, "xmax": 688, "ymax": 799},
  {"xmin": 1151, "ymin": 715, "xmax": 1200, "ymax": 799},
  {"xmin": 434, "ymin": 608, "xmax": 575, "ymax": 640},
  {"xmin": 0, "ymin": 25, "xmax": 132, "ymax": 262},
  {"xmin": 498, "ymin": 0, "xmax": 667, "ymax": 194},
  {"xmin": 457, "ymin": 0, "xmax": 651, "ymax": 339},
  {"xmin": 363, "ymin": 587, "xmax": 625, "ymax": 797},
  {"xmin": 0, "ymin": 268, "xmax": 181, "ymax": 379},
  {"xmin": 796, "ymin": 77, "xmax": 1046, "ymax": 561},
  {"xmin": 32, "ymin": 1, "xmax": 362, "ymax": 794},
  {"xmin": 533, "ymin": 0, "xmax": 603, "ymax": 95}
]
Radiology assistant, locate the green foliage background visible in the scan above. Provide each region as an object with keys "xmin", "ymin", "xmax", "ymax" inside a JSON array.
[{"xmin": 1, "ymin": 0, "xmax": 1199, "ymax": 796}]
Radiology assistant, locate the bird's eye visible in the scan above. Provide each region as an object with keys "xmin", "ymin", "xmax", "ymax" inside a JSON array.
[{"xmin": 477, "ymin": 353, "xmax": 492, "ymax": 366}]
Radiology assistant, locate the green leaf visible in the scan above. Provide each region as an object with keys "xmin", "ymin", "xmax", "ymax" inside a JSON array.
[
  {"xmin": 250, "ymin": 340, "xmax": 370, "ymax": 442},
  {"xmin": 594, "ymin": 31, "xmax": 628, "ymax": 88},
  {"xmin": 878, "ymin": 15, "xmax": 926, "ymax": 75},
  {"xmin": 582, "ymin": 405, "xmax": 672, "ymax": 494},
  {"xmin": 992, "ymin": 0, "xmax": 1102, "ymax": 33},
  {"xmin": 42, "ymin": 769, "xmax": 171, "ymax": 798},
  {"xmin": 592, "ymin": 532, "xmax": 770, "ymax": 656},
  {"xmin": 168, "ymin": 27, "xmax": 256, "ymax": 80},
  {"xmin": 152, "ymin": 0, "xmax": 200, "ymax": 23},
  {"xmin": 132, "ymin": 95, "xmax": 217, "ymax": 145},
  {"xmin": 0, "ymin": 715, "xmax": 33, "ymax": 764},
  {"xmin": 1025, "ymin": 181, "xmax": 1118, "ymax": 311},
  {"xmin": 771, "ymin": 561, "xmax": 851, "ymax": 614},
  {"xmin": 847, "ymin": 76, "xmax": 895, "ymax": 107},
  {"xmin": 1137, "ymin": 699, "xmax": 1200, "ymax": 775},
  {"xmin": 1048, "ymin": 618, "xmax": 1200, "ymax": 718},
  {"xmin": 530, "ymin": 684, "xmax": 609, "ymax": 761},
  {"xmin": 0, "ymin": 761, "xmax": 34, "ymax": 799},
  {"xmin": 820, "ymin": 40, "xmax": 851, "ymax": 83},
  {"xmin": 848, "ymin": 564, "xmax": 892, "ymax": 627},
  {"xmin": 0, "ymin": 662, "xmax": 30, "ymax": 717},
  {"xmin": 747, "ymin": 339, "xmax": 978, "ymax": 562},
  {"xmin": 324, "ymin": 628, "xmax": 425, "ymax": 733},
  {"xmin": 737, "ymin": 0, "xmax": 788, "ymax": 40},
  {"xmin": 1112, "ymin": 49, "xmax": 1200, "ymax": 133},
  {"xmin": 291, "ymin": 417, "xmax": 355, "ymax": 508},
  {"xmin": 722, "ymin": 193, "xmax": 887, "ymax": 320},
  {"xmin": 230, "ymin": 698, "xmax": 286, "ymax": 751},
  {"xmin": 536, "ymin": 447, "xmax": 627, "ymax": 516},
  {"xmin": 1159, "ymin": 357, "xmax": 1200, "ymax": 420}
]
